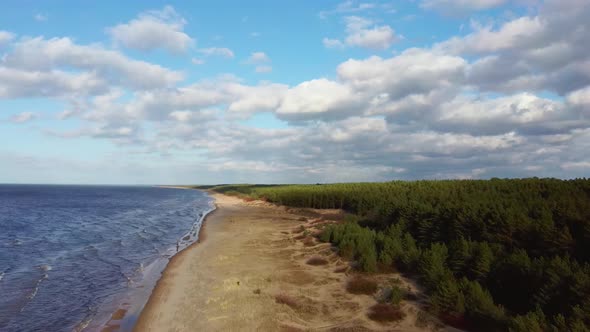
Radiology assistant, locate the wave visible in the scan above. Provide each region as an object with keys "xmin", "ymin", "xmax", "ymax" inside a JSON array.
[
  {"xmin": 175, "ymin": 202, "xmax": 216, "ymax": 252},
  {"xmin": 0, "ymin": 186, "xmax": 214, "ymax": 331},
  {"xmin": 26, "ymin": 274, "xmax": 48, "ymax": 301},
  {"xmin": 39, "ymin": 264, "xmax": 52, "ymax": 272}
]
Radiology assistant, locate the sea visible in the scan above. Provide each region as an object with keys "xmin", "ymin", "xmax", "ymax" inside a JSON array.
[{"xmin": 0, "ymin": 185, "xmax": 214, "ymax": 332}]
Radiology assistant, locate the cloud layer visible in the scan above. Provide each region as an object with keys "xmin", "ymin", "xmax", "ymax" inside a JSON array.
[{"xmin": 1, "ymin": 1, "xmax": 589, "ymax": 183}]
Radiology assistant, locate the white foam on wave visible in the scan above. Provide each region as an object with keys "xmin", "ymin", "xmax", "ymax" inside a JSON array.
[
  {"xmin": 39, "ymin": 264, "xmax": 52, "ymax": 272},
  {"xmin": 22, "ymin": 273, "xmax": 49, "ymax": 311}
]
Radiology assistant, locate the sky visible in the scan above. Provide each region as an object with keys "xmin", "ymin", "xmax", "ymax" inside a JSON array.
[{"xmin": 0, "ymin": 0, "xmax": 589, "ymax": 185}]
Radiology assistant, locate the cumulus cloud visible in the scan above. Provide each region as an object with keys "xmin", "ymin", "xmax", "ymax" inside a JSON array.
[
  {"xmin": 437, "ymin": 17, "xmax": 545, "ymax": 54},
  {"xmin": 0, "ymin": 67, "xmax": 107, "ymax": 98},
  {"xmin": 107, "ymin": 6, "xmax": 194, "ymax": 53},
  {"xmin": 437, "ymin": 0, "xmax": 590, "ymax": 95},
  {"xmin": 247, "ymin": 52, "xmax": 270, "ymax": 63},
  {"xmin": 337, "ymin": 49, "xmax": 466, "ymax": 99},
  {"xmin": 568, "ymin": 86, "xmax": 590, "ymax": 106},
  {"xmin": 198, "ymin": 47, "xmax": 235, "ymax": 58},
  {"xmin": 277, "ymin": 79, "xmax": 363, "ymax": 121},
  {"xmin": 1, "ymin": 37, "xmax": 183, "ymax": 96},
  {"xmin": 226, "ymin": 82, "xmax": 288, "ymax": 115},
  {"xmin": 244, "ymin": 52, "xmax": 272, "ymax": 73},
  {"xmin": 432, "ymin": 94, "xmax": 578, "ymax": 135},
  {"xmin": 323, "ymin": 38, "xmax": 345, "ymax": 49},
  {"xmin": 324, "ymin": 16, "xmax": 397, "ymax": 50}
]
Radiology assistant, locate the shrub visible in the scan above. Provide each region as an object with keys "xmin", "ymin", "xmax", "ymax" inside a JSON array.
[
  {"xmin": 306, "ymin": 256, "xmax": 329, "ymax": 266},
  {"xmin": 367, "ymin": 303, "xmax": 406, "ymax": 323},
  {"xmin": 390, "ymin": 284, "xmax": 405, "ymax": 306},
  {"xmin": 346, "ymin": 276, "xmax": 378, "ymax": 295}
]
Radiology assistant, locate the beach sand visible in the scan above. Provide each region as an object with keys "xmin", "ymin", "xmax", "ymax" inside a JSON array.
[{"xmin": 134, "ymin": 193, "xmax": 458, "ymax": 332}]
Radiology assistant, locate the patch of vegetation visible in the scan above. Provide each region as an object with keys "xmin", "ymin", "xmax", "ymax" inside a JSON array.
[
  {"xmin": 306, "ymin": 256, "xmax": 329, "ymax": 266},
  {"xmin": 389, "ymin": 284, "xmax": 405, "ymax": 306},
  {"xmin": 367, "ymin": 303, "xmax": 406, "ymax": 323},
  {"xmin": 346, "ymin": 276, "xmax": 378, "ymax": 295}
]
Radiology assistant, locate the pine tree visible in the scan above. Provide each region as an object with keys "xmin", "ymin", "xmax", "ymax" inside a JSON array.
[
  {"xmin": 432, "ymin": 276, "xmax": 465, "ymax": 317},
  {"xmin": 448, "ymin": 237, "xmax": 471, "ymax": 276},
  {"xmin": 469, "ymin": 242, "xmax": 493, "ymax": 281}
]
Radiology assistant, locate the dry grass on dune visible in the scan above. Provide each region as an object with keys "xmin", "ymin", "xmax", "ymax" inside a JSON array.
[
  {"xmin": 275, "ymin": 294, "xmax": 299, "ymax": 309},
  {"xmin": 293, "ymin": 234, "xmax": 306, "ymax": 240},
  {"xmin": 334, "ymin": 266, "xmax": 348, "ymax": 273}
]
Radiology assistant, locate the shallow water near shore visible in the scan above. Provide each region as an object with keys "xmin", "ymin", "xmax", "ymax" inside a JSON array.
[{"xmin": 0, "ymin": 184, "xmax": 213, "ymax": 332}]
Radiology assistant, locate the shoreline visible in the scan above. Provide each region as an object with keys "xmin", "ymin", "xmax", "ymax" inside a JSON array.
[
  {"xmin": 97, "ymin": 190, "xmax": 216, "ymax": 332},
  {"xmin": 133, "ymin": 193, "xmax": 456, "ymax": 331}
]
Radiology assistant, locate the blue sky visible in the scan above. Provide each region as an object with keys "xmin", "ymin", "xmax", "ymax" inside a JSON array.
[{"xmin": 1, "ymin": 0, "xmax": 589, "ymax": 184}]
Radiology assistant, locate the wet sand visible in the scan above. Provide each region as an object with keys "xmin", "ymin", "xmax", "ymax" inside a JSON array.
[{"xmin": 134, "ymin": 193, "xmax": 458, "ymax": 331}]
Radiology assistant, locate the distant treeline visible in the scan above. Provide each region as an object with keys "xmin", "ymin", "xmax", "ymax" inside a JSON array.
[{"xmin": 196, "ymin": 179, "xmax": 590, "ymax": 331}]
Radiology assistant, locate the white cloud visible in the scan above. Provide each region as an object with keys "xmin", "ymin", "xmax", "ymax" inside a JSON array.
[
  {"xmin": 107, "ymin": 6, "xmax": 194, "ymax": 53},
  {"xmin": 0, "ymin": 31, "xmax": 15, "ymax": 45},
  {"xmin": 245, "ymin": 52, "xmax": 272, "ymax": 73},
  {"xmin": 10, "ymin": 112, "xmax": 38, "ymax": 123},
  {"xmin": 319, "ymin": 1, "xmax": 379, "ymax": 19},
  {"xmin": 2, "ymin": 37, "xmax": 183, "ymax": 91},
  {"xmin": 226, "ymin": 83, "xmax": 288, "ymax": 115},
  {"xmin": 561, "ymin": 161, "xmax": 590, "ymax": 170},
  {"xmin": 323, "ymin": 38, "xmax": 345, "ymax": 49},
  {"xmin": 345, "ymin": 24, "xmax": 396, "ymax": 50},
  {"xmin": 324, "ymin": 16, "xmax": 397, "ymax": 50},
  {"xmin": 437, "ymin": 17, "xmax": 545, "ymax": 54},
  {"xmin": 433, "ymin": 93, "xmax": 572, "ymax": 135},
  {"xmin": 567, "ymin": 86, "xmax": 590, "ymax": 106},
  {"xmin": 337, "ymin": 49, "xmax": 466, "ymax": 98},
  {"xmin": 34, "ymin": 13, "xmax": 48, "ymax": 22},
  {"xmin": 277, "ymin": 79, "xmax": 362, "ymax": 121},
  {"xmin": 247, "ymin": 52, "xmax": 270, "ymax": 63},
  {"xmin": 0, "ymin": 67, "xmax": 107, "ymax": 98},
  {"xmin": 198, "ymin": 47, "xmax": 234, "ymax": 58}
]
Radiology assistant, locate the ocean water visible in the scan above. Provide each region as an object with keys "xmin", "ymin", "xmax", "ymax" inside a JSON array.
[{"xmin": 0, "ymin": 185, "xmax": 214, "ymax": 332}]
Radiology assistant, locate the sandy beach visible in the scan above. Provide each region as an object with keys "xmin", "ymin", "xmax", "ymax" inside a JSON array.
[{"xmin": 134, "ymin": 193, "xmax": 456, "ymax": 332}]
